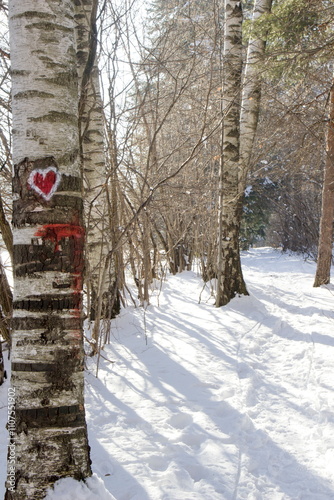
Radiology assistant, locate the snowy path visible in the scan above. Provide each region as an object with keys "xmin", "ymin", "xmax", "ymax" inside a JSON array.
[
  {"xmin": 85, "ymin": 249, "xmax": 334, "ymax": 500},
  {"xmin": 1, "ymin": 248, "xmax": 334, "ymax": 499}
]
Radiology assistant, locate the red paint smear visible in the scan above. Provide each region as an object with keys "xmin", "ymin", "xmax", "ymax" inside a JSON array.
[
  {"xmin": 33, "ymin": 170, "xmax": 57, "ymax": 196},
  {"xmin": 35, "ymin": 224, "xmax": 84, "ymax": 251},
  {"xmin": 35, "ymin": 224, "xmax": 85, "ymax": 317}
]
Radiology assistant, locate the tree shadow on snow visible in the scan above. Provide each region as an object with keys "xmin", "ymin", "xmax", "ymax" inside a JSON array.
[{"xmin": 99, "ymin": 323, "xmax": 334, "ymax": 499}]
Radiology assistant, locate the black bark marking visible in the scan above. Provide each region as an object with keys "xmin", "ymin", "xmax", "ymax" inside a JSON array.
[
  {"xmin": 45, "ymin": 347, "xmax": 83, "ymax": 390},
  {"xmin": 12, "ymin": 11, "xmax": 55, "ymax": 20},
  {"xmin": 14, "ymin": 235, "xmax": 84, "ymax": 276},
  {"xmin": 12, "ymin": 315, "xmax": 81, "ymax": 333},
  {"xmin": 16, "ymin": 405, "xmax": 86, "ymax": 430},
  {"xmin": 14, "ymin": 90, "xmax": 54, "ymax": 99},
  {"xmin": 12, "ymin": 362, "xmax": 54, "ymax": 372},
  {"xmin": 13, "ymin": 294, "xmax": 81, "ymax": 312},
  {"xmin": 39, "ymin": 70, "xmax": 77, "ymax": 90},
  {"xmin": 28, "ymin": 111, "xmax": 77, "ymax": 126},
  {"xmin": 13, "ymin": 198, "xmax": 83, "ymax": 227},
  {"xmin": 26, "ymin": 22, "xmax": 72, "ymax": 33},
  {"xmin": 52, "ymin": 281, "xmax": 71, "ymax": 289}
]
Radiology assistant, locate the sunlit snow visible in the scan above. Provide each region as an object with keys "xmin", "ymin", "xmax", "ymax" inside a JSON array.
[{"xmin": 1, "ymin": 248, "xmax": 334, "ymax": 499}]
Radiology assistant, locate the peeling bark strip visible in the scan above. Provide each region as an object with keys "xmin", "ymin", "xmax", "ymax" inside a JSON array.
[{"xmin": 8, "ymin": 1, "xmax": 91, "ymax": 498}]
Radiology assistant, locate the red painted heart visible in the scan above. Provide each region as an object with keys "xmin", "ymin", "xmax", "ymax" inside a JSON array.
[
  {"xmin": 34, "ymin": 170, "xmax": 56, "ymax": 195},
  {"xmin": 28, "ymin": 166, "xmax": 61, "ymax": 201}
]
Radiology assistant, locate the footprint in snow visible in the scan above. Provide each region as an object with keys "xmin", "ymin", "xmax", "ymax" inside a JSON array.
[
  {"xmin": 168, "ymin": 412, "xmax": 193, "ymax": 429},
  {"xmin": 183, "ymin": 464, "xmax": 204, "ymax": 482},
  {"xmin": 181, "ymin": 430, "xmax": 204, "ymax": 448},
  {"xmin": 238, "ymin": 362, "xmax": 251, "ymax": 379},
  {"xmin": 147, "ymin": 455, "xmax": 168, "ymax": 471}
]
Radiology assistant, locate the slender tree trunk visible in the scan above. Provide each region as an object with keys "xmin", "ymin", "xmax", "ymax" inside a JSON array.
[
  {"xmin": 216, "ymin": 0, "xmax": 248, "ymax": 307},
  {"xmin": 0, "ymin": 194, "xmax": 13, "ymax": 345},
  {"xmin": 82, "ymin": 65, "xmax": 116, "ymax": 322},
  {"xmin": 0, "ymin": 255, "xmax": 12, "ymax": 343},
  {"xmin": 0, "ymin": 336, "xmax": 5, "ymax": 386},
  {"xmin": 7, "ymin": 2, "xmax": 91, "ymax": 498},
  {"xmin": 239, "ymin": 0, "xmax": 272, "ymax": 187},
  {"xmin": 141, "ymin": 216, "xmax": 151, "ymax": 305},
  {"xmin": 106, "ymin": 126, "xmax": 124, "ymax": 297},
  {"xmin": 0, "ymin": 257, "xmax": 8, "ymax": 384},
  {"xmin": 75, "ymin": 0, "xmax": 119, "ymax": 324},
  {"xmin": 314, "ymin": 77, "xmax": 334, "ymax": 287},
  {"xmin": 0, "ymin": 192, "xmax": 13, "ymax": 259}
]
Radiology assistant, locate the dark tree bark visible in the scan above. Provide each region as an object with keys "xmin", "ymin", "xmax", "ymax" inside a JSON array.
[{"xmin": 314, "ymin": 77, "xmax": 334, "ymax": 287}]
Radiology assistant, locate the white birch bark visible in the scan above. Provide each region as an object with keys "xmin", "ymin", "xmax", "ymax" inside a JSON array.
[
  {"xmin": 216, "ymin": 0, "xmax": 248, "ymax": 307},
  {"xmin": 82, "ymin": 67, "xmax": 112, "ymax": 318},
  {"xmin": 0, "ymin": 335, "xmax": 4, "ymax": 385},
  {"xmin": 75, "ymin": 0, "xmax": 119, "ymax": 324},
  {"xmin": 239, "ymin": 0, "xmax": 272, "ymax": 188},
  {"xmin": 7, "ymin": 1, "xmax": 91, "ymax": 498},
  {"xmin": 0, "ymin": 253, "xmax": 12, "ymax": 343}
]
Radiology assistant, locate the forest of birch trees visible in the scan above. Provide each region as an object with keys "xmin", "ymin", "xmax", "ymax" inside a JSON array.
[{"xmin": 0, "ymin": 0, "xmax": 334, "ymax": 498}]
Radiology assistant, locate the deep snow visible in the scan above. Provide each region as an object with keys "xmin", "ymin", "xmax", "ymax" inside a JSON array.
[{"xmin": 1, "ymin": 248, "xmax": 334, "ymax": 499}]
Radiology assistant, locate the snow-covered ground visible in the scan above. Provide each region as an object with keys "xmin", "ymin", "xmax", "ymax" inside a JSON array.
[{"xmin": 1, "ymin": 248, "xmax": 334, "ymax": 499}]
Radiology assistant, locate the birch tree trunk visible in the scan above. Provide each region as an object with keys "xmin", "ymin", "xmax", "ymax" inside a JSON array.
[
  {"xmin": 0, "ymin": 193, "xmax": 13, "ymax": 344},
  {"xmin": 0, "ymin": 255, "xmax": 12, "ymax": 343},
  {"xmin": 239, "ymin": 0, "xmax": 272, "ymax": 187},
  {"xmin": 6, "ymin": 1, "xmax": 91, "ymax": 498},
  {"xmin": 0, "ymin": 192, "xmax": 13, "ymax": 260},
  {"xmin": 216, "ymin": 0, "xmax": 248, "ymax": 307},
  {"xmin": 0, "ymin": 335, "xmax": 5, "ymax": 386},
  {"xmin": 314, "ymin": 76, "xmax": 334, "ymax": 287},
  {"xmin": 75, "ymin": 0, "xmax": 120, "ymax": 326},
  {"xmin": 0, "ymin": 259, "xmax": 8, "ymax": 382}
]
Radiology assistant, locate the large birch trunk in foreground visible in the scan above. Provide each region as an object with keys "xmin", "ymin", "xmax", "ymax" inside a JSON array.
[
  {"xmin": 216, "ymin": 0, "xmax": 248, "ymax": 307},
  {"xmin": 314, "ymin": 77, "xmax": 334, "ymax": 287},
  {"xmin": 6, "ymin": 1, "xmax": 91, "ymax": 498},
  {"xmin": 75, "ymin": 0, "xmax": 120, "ymax": 327},
  {"xmin": 239, "ymin": 0, "xmax": 272, "ymax": 187}
]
